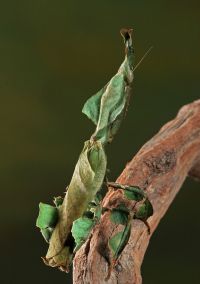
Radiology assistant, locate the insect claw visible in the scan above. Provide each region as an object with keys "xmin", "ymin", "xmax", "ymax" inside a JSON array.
[{"xmin": 141, "ymin": 220, "xmax": 151, "ymax": 234}]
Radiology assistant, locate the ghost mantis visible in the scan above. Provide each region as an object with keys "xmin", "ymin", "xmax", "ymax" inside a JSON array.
[{"xmin": 36, "ymin": 28, "xmax": 153, "ymax": 273}]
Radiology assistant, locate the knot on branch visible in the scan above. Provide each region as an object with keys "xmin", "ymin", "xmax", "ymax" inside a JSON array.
[{"xmin": 144, "ymin": 149, "xmax": 176, "ymax": 175}]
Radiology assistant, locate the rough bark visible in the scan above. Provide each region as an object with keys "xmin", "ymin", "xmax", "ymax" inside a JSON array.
[{"xmin": 73, "ymin": 99, "xmax": 200, "ymax": 284}]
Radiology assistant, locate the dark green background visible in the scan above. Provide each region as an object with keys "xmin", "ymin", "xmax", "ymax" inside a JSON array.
[{"xmin": 1, "ymin": 1, "xmax": 199, "ymax": 283}]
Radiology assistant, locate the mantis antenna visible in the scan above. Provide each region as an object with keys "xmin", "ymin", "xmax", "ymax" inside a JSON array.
[{"xmin": 133, "ymin": 46, "xmax": 153, "ymax": 71}]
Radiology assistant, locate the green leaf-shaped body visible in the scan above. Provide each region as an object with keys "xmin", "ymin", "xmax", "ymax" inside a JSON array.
[
  {"xmin": 82, "ymin": 29, "xmax": 134, "ymax": 144},
  {"xmin": 36, "ymin": 203, "xmax": 58, "ymax": 229},
  {"xmin": 37, "ymin": 28, "xmax": 137, "ymax": 273},
  {"xmin": 109, "ymin": 223, "xmax": 131, "ymax": 260},
  {"xmin": 71, "ymin": 217, "xmax": 95, "ymax": 252},
  {"xmin": 135, "ymin": 199, "xmax": 153, "ymax": 221},
  {"xmin": 124, "ymin": 186, "xmax": 145, "ymax": 201},
  {"xmin": 45, "ymin": 140, "xmax": 107, "ymax": 270},
  {"xmin": 110, "ymin": 206, "xmax": 129, "ymax": 225}
]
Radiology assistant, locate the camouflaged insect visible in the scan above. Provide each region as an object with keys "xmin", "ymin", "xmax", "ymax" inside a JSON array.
[{"xmin": 36, "ymin": 28, "xmax": 153, "ymax": 273}]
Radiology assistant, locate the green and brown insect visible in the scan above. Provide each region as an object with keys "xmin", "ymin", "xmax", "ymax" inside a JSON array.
[{"xmin": 36, "ymin": 28, "xmax": 153, "ymax": 273}]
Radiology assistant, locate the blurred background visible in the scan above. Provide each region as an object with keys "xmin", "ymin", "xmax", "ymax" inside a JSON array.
[{"xmin": 0, "ymin": 1, "xmax": 200, "ymax": 283}]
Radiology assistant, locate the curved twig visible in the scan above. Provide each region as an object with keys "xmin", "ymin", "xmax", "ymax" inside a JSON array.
[{"xmin": 73, "ymin": 99, "xmax": 200, "ymax": 284}]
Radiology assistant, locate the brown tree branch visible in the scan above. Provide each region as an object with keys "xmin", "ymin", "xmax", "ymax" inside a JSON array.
[{"xmin": 73, "ymin": 99, "xmax": 200, "ymax": 284}]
